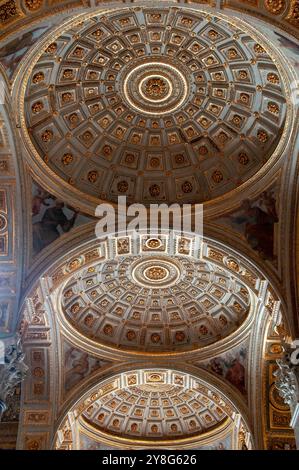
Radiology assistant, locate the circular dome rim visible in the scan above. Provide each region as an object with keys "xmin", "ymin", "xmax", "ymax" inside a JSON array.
[
  {"xmin": 14, "ymin": 4, "xmax": 295, "ymax": 216},
  {"xmin": 54, "ymin": 366, "xmax": 251, "ymax": 449},
  {"xmin": 55, "ymin": 250, "xmax": 256, "ymax": 361}
]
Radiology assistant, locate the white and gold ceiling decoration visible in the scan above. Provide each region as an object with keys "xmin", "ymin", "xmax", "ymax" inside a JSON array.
[
  {"xmin": 21, "ymin": 6, "xmax": 288, "ymax": 207},
  {"xmin": 61, "ymin": 251, "xmax": 251, "ymax": 353},
  {"xmin": 17, "ymin": 229, "xmax": 284, "ymax": 449},
  {"xmin": 55, "ymin": 368, "xmax": 252, "ymax": 449},
  {"xmin": 42, "ymin": 231, "xmax": 276, "ymax": 362}
]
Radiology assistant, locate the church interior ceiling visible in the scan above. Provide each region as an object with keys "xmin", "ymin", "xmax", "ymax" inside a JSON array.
[
  {"xmin": 0, "ymin": 0, "xmax": 298, "ymax": 452},
  {"xmin": 22, "ymin": 8, "xmax": 287, "ymax": 207}
]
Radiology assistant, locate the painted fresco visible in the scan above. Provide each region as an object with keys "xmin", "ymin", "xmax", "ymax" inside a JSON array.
[
  {"xmin": 215, "ymin": 187, "xmax": 278, "ymax": 261},
  {"xmin": 200, "ymin": 343, "xmax": 248, "ymax": 396},
  {"xmin": 32, "ymin": 181, "xmax": 92, "ymax": 255},
  {"xmin": 64, "ymin": 342, "xmax": 110, "ymax": 393},
  {"xmin": 0, "ymin": 27, "xmax": 48, "ymax": 79}
]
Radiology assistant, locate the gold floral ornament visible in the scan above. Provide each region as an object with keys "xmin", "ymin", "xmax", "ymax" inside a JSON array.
[
  {"xmin": 212, "ymin": 170, "xmax": 223, "ymax": 183},
  {"xmin": 114, "ymin": 305, "xmax": 124, "ymax": 316},
  {"xmin": 68, "ymin": 113, "xmax": 79, "ymax": 126},
  {"xmin": 181, "ymin": 181, "xmax": 193, "ymax": 193},
  {"xmin": 103, "ymin": 324, "xmax": 114, "ymax": 336},
  {"xmin": 286, "ymin": 1, "xmax": 299, "ymax": 25},
  {"xmin": 149, "ymin": 184, "xmax": 161, "ymax": 197},
  {"xmin": 199, "ymin": 117, "xmax": 210, "ymax": 128},
  {"xmin": 81, "ymin": 131, "xmax": 93, "ymax": 143},
  {"xmin": 227, "ymin": 48, "xmax": 238, "ymax": 60},
  {"xmin": 112, "ymin": 419, "xmax": 120, "ymax": 429},
  {"xmin": 238, "ymin": 70, "xmax": 248, "ymax": 80},
  {"xmin": 45, "ymin": 42, "xmax": 57, "ymax": 54},
  {"xmin": 119, "ymin": 17, "xmax": 130, "ymax": 26},
  {"xmin": 198, "ymin": 146, "xmax": 208, "ymax": 156},
  {"xmin": 62, "ymin": 153, "xmax": 73, "ymax": 166},
  {"xmin": 145, "ymin": 266, "xmax": 168, "ymax": 280},
  {"xmin": 199, "ymin": 325, "xmax": 208, "ymax": 335},
  {"xmin": 91, "ymin": 29, "xmax": 104, "ymax": 40},
  {"xmin": 87, "ymin": 170, "xmax": 98, "ymax": 183},
  {"xmin": 90, "ymin": 103, "xmax": 101, "ymax": 114},
  {"xmin": 254, "ymin": 44, "xmax": 266, "ymax": 54},
  {"xmin": 238, "ymin": 152, "xmax": 249, "ymax": 165},
  {"xmin": 181, "ymin": 16, "xmax": 193, "ymax": 27},
  {"xmin": 191, "ymin": 43, "xmax": 201, "ymax": 53},
  {"xmin": 268, "ymin": 102, "xmax": 279, "ymax": 114},
  {"xmin": 32, "ymin": 71, "xmax": 44, "ymax": 83},
  {"xmin": 72, "ymin": 47, "xmax": 84, "ymax": 58},
  {"xmin": 175, "ymin": 331, "xmax": 186, "ymax": 342},
  {"xmin": 115, "ymin": 127, "xmax": 125, "ymax": 139},
  {"xmin": 209, "ymin": 104, "xmax": 220, "ymax": 114},
  {"xmin": 239, "ymin": 93, "xmax": 250, "ymax": 105},
  {"xmin": 226, "ymin": 258, "xmax": 240, "ymax": 272},
  {"xmin": 150, "ymin": 13, "xmax": 162, "ymax": 22},
  {"xmin": 206, "ymin": 55, "xmax": 216, "ymax": 65},
  {"xmin": 218, "ymin": 131, "xmax": 229, "ymax": 144},
  {"xmin": 64, "ymin": 289, "xmax": 73, "ymax": 299},
  {"xmin": 264, "ymin": 0, "xmax": 286, "ymax": 15},
  {"xmin": 149, "ymin": 157, "xmax": 160, "ymax": 168},
  {"xmin": 150, "ymin": 136, "xmax": 160, "ymax": 145},
  {"xmin": 84, "ymin": 314, "xmax": 94, "ymax": 328},
  {"xmin": 145, "ymin": 77, "xmax": 168, "ymax": 98},
  {"xmin": 267, "ymin": 72, "xmax": 280, "ymax": 84},
  {"xmin": 215, "ymin": 89, "xmax": 224, "ymax": 98},
  {"xmin": 213, "ymin": 73, "xmax": 222, "ymax": 81},
  {"xmin": 208, "ymin": 29, "xmax": 219, "ymax": 40},
  {"xmin": 61, "ymin": 92, "xmax": 73, "ymax": 104},
  {"xmin": 232, "ymin": 115, "xmax": 243, "ymax": 127},
  {"xmin": 70, "ymin": 302, "xmax": 80, "ymax": 315},
  {"xmin": 125, "ymin": 153, "xmax": 135, "ymax": 165},
  {"xmin": 130, "ymin": 34, "xmax": 139, "ymax": 44},
  {"xmin": 126, "ymin": 330, "xmax": 136, "ymax": 341},
  {"xmin": 175, "ymin": 154, "xmax": 185, "ymax": 164},
  {"xmin": 63, "ymin": 69, "xmax": 74, "ymax": 80},
  {"xmin": 0, "ymin": 0, "xmax": 18, "ymax": 23},
  {"xmin": 257, "ymin": 129, "xmax": 269, "ymax": 143},
  {"xmin": 208, "ymin": 249, "xmax": 223, "ymax": 262},
  {"xmin": 102, "ymin": 145, "xmax": 112, "ymax": 157},
  {"xmin": 24, "ymin": 0, "xmax": 43, "ymax": 12},
  {"xmin": 219, "ymin": 315, "xmax": 228, "ymax": 326},
  {"xmin": 233, "ymin": 301, "xmax": 244, "ymax": 313},
  {"xmin": 31, "ymin": 101, "xmax": 43, "ymax": 113},
  {"xmin": 170, "ymin": 133, "xmax": 179, "ymax": 144},
  {"xmin": 117, "ymin": 180, "xmax": 129, "ymax": 193},
  {"xmin": 151, "ymin": 333, "xmax": 161, "ymax": 343},
  {"xmin": 41, "ymin": 129, "xmax": 53, "ymax": 142}
]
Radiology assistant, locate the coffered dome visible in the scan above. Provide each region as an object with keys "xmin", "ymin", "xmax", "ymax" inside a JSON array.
[
  {"xmin": 60, "ymin": 247, "xmax": 251, "ymax": 354},
  {"xmin": 64, "ymin": 369, "xmax": 237, "ymax": 446},
  {"xmin": 23, "ymin": 6, "xmax": 287, "ymax": 206}
]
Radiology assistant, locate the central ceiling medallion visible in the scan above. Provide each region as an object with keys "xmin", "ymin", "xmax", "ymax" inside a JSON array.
[
  {"xmin": 144, "ymin": 266, "xmax": 168, "ymax": 280},
  {"xmin": 122, "ymin": 59, "xmax": 189, "ymax": 115},
  {"xmin": 143, "ymin": 77, "xmax": 168, "ymax": 99},
  {"xmin": 131, "ymin": 257, "xmax": 181, "ymax": 287}
]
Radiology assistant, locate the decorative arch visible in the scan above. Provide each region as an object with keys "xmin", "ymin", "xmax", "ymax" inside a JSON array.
[{"xmin": 16, "ymin": 229, "xmax": 288, "ymax": 449}]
